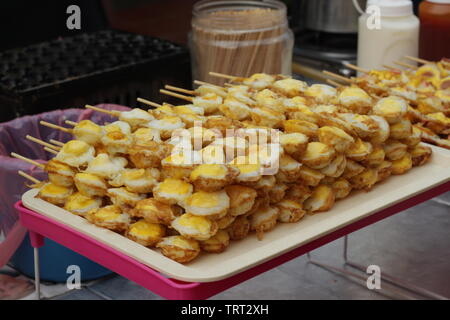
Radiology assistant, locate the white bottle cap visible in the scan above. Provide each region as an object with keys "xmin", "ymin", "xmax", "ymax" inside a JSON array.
[
  {"xmin": 367, "ymin": 0, "xmax": 414, "ymax": 17},
  {"xmin": 426, "ymin": 0, "xmax": 450, "ymax": 3}
]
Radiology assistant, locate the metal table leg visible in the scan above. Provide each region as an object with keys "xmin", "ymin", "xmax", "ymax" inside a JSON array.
[
  {"xmin": 29, "ymin": 231, "xmax": 44, "ymax": 300},
  {"xmin": 33, "ymin": 247, "xmax": 40, "ymax": 300},
  {"xmin": 307, "ymin": 235, "xmax": 448, "ymax": 300}
]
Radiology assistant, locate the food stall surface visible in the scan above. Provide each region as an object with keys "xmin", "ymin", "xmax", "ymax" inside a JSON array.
[{"xmin": 14, "ymin": 191, "xmax": 446, "ymax": 300}]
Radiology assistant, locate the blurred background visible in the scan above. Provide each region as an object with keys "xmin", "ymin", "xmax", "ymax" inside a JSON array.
[{"xmin": 0, "ymin": 0, "xmax": 425, "ymax": 123}]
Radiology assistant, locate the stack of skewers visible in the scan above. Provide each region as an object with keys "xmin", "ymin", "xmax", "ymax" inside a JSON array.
[
  {"xmin": 13, "ymin": 59, "xmax": 440, "ymax": 264},
  {"xmin": 323, "ymin": 56, "xmax": 450, "ymax": 149}
]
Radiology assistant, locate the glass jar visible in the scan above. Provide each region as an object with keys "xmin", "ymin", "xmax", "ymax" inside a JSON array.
[{"xmin": 189, "ymin": 0, "xmax": 294, "ymax": 85}]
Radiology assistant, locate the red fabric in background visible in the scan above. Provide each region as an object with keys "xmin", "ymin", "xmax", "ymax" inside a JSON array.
[{"xmin": 0, "ymin": 104, "xmax": 130, "ymax": 267}]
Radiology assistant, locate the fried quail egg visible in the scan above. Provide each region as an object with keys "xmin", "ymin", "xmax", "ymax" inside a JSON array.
[
  {"xmin": 219, "ymin": 97, "xmax": 252, "ymax": 120},
  {"xmin": 227, "ymin": 85, "xmax": 255, "ymax": 105},
  {"xmin": 268, "ymin": 183, "xmax": 289, "ymax": 204},
  {"xmin": 200, "ymin": 144, "xmax": 226, "ymax": 164},
  {"xmin": 115, "ymin": 168, "xmax": 160, "ymax": 193},
  {"xmin": 200, "ymin": 230, "xmax": 230, "ymax": 253},
  {"xmin": 342, "ymin": 160, "xmax": 365, "ymax": 179},
  {"xmin": 131, "ymin": 198, "xmax": 177, "ymax": 225},
  {"xmin": 72, "ymin": 120, "xmax": 104, "ymax": 145},
  {"xmin": 228, "ymin": 215, "xmax": 251, "ymax": 240},
  {"xmin": 276, "ymin": 199, "xmax": 306, "ymax": 223},
  {"xmin": 74, "ymin": 172, "xmax": 107, "ymax": 197},
  {"xmin": 151, "ymin": 104, "xmax": 177, "ymax": 118},
  {"xmin": 303, "ymin": 184, "xmax": 335, "ymax": 213},
  {"xmin": 376, "ymin": 160, "xmax": 393, "ymax": 182},
  {"xmin": 55, "ymin": 140, "xmax": 95, "ymax": 168},
  {"xmin": 171, "ymin": 213, "xmax": 218, "ymax": 241},
  {"xmin": 304, "ymin": 84, "xmax": 337, "ymax": 104},
  {"xmin": 250, "ymin": 107, "xmax": 285, "ymax": 128},
  {"xmin": 320, "ymin": 154, "xmax": 347, "ymax": 177},
  {"xmin": 183, "ymin": 190, "xmax": 230, "ymax": 218},
  {"xmin": 229, "ymin": 156, "xmax": 262, "ymax": 183},
  {"xmin": 101, "ymin": 121, "xmax": 132, "ymax": 154},
  {"xmin": 369, "ymin": 115, "xmax": 390, "ymax": 144},
  {"xmin": 129, "ymin": 137, "xmax": 168, "ymax": 169},
  {"xmin": 212, "ymin": 136, "xmax": 248, "ymax": 160},
  {"xmin": 107, "ymin": 187, "xmax": 145, "ymax": 211},
  {"xmin": 345, "ymin": 138, "xmax": 373, "ymax": 161},
  {"xmin": 85, "ymin": 153, "xmax": 127, "ymax": 180},
  {"xmin": 331, "ymin": 178, "xmax": 352, "ymax": 200},
  {"xmin": 410, "ymin": 144, "xmax": 432, "ymax": 166},
  {"xmin": 195, "ymin": 84, "xmax": 227, "ymax": 98},
  {"xmin": 318, "ymin": 126, "xmax": 354, "ymax": 153},
  {"xmin": 161, "ymin": 151, "xmax": 201, "ymax": 179},
  {"xmin": 279, "ymin": 132, "xmax": 308, "ymax": 160},
  {"xmin": 88, "ymin": 205, "xmax": 130, "ymax": 233},
  {"xmin": 350, "ymin": 169, "xmax": 378, "ymax": 191},
  {"xmin": 243, "ymin": 73, "xmax": 275, "ymax": 90},
  {"xmin": 255, "ymin": 89, "xmax": 283, "ymax": 111},
  {"xmin": 383, "ymin": 140, "xmax": 408, "ymax": 161},
  {"xmin": 338, "ymin": 86, "xmax": 372, "ymax": 114},
  {"xmin": 250, "ymin": 205, "xmax": 279, "ymax": 240},
  {"xmin": 147, "ymin": 116, "xmax": 185, "ymax": 140},
  {"xmin": 301, "ymin": 142, "xmax": 336, "ymax": 169},
  {"xmin": 373, "ymin": 96, "xmax": 408, "ymax": 124},
  {"xmin": 64, "ymin": 192, "xmax": 102, "ymax": 217},
  {"xmin": 119, "ymin": 108, "xmax": 154, "ymax": 130},
  {"xmin": 298, "ymin": 166, "xmax": 325, "ymax": 187},
  {"xmin": 391, "ymin": 153, "xmax": 413, "ymax": 175},
  {"xmin": 271, "ymin": 78, "xmax": 307, "ymax": 98},
  {"xmin": 224, "ymin": 185, "xmax": 257, "ymax": 216},
  {"xmin": 126, "ymin": 219, "xmax": 165, "ymax": 247},
  {"xmin": 156, "ymin": 235, "xmax": 200, "ymax": 264},
  {"xmin": 285, "ymin": 184, "xmax": 312, "ymax": 203},
  {"xmin": 339, "ymin": 113, "xmax": 379, "ymax": 139},
  {"xmin": 190, "ymin": 164, "xmax": 238, "ymax": 192},
  {"xmin": 173, "ymin": 105, "xmax": 205, "ymax": 116},
  {"xmin": 37, "ymin": 182, "xmax": 73, "ymax": 206},
  {"xmin": 192, "ymin": 93, "xmax": 223, "ymax": 114},
  {"xmin": 389, "ymin": 119, "xmax": 412, "ymax": 140},
  {"xmin": 153, "ymin": 178, "xmax": 193, "ymax": 206},
  {"xmin": 45, "ymin": 159, "xmax": 76, "ymax": 187},
  {"xmin": 283, "ymin": 119, "xmax": 319, "ymax": 138},
  {"xmin": 361, "ymin": 145, "xmax": 385, "ymax": 168},
  {"xmin": 276, "ymin": 154, "xmax": 302, "ymax": 182},
  {"xmin": 253, "ymin": 175, "xmax": 276, "ymax": 197},
  {"xmin": 204, "ymin": 115, "xmax": 243, "ymax": 136}
]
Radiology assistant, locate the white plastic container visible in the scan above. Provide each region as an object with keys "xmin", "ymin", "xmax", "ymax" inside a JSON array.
[{"xmin": 357, "ymin": 0, "xmax": 419, "ymax": 73}]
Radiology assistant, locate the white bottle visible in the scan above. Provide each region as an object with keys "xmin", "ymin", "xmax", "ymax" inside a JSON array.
[{"xmin": 357, "ymin": 0, "xmax": 419, "ymax": 73}]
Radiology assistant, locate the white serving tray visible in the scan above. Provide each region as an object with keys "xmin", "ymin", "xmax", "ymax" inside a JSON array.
[{"xmin": 22, "ymin": 144, "xmax": 450, "ymax": 283}]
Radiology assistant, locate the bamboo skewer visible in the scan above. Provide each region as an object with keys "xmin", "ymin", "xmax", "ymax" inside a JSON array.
[
  {"xmin": 394, "ymin": 61, "xmax": 418, "ymax": 70},
  {"xmin": 193, "ymin": 80, "xmax": 225, "ymax": 89},
  {"xmin": 322, "ymin": 70, "xmax": 354, "ymax": 83},
  {"xmin": 209, "ymin": 71, "xmax": 242, "ymax": 81},
  {"xmin": 326, "ymin": 79, "xmax": 343, "ymax": 87},
  {"xmin": 10, "ymin": 152, "xmax": 45, "ymax": 169},
  {"xmin": 49, "ymin": 139, "xmax": 65, "ymax": 147},
  {"xmin": 159, "ymin": 89, "xmax": 193, "ymax": 103},
  {"xmin": 383, "ymin": 64, "xmax": 398, "ymax": 70},
  {"xmin": 164, "ymin": 85, "xmax": 196, "ymax": 96},
  {"xmin": 65, "ymin": 120, "xmax": 78, "ymax": 126},
  {"xmin": 85, "ymin": 105, "xmax": 120, "ymax": 117},
  {"xmin": 404, "ymin": 56, "xmax": 431, "ymax": 65},
  {"xmin": 44, "ymin": 147, "xmax": 58, "ymax": 155},
  {"xmin": 26, "ymin": 135, "xmax": 61, "ymax": 151},
  {"xmin": 39, "ymin": 121, "xmax": 72, "ymax": 134},
  {"xmin": 137, "ymin": 98, "xmax": 162, "ymax": 108},
  {"xmin": 18, "ymin": 170, "xmax": 41, "ymax": 184},
  {"xmin": 343, "ymin": 63, "xmax": 369, "ymax": 74}
]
